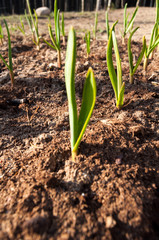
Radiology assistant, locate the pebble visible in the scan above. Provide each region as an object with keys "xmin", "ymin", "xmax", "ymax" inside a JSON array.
[
  {"xmin": 106, "ymin": 216, "xmax": 116, "ymax": 228},
  {"xmin": 35, "ymin": 7, "xmax": 50, "ymax": 16}
]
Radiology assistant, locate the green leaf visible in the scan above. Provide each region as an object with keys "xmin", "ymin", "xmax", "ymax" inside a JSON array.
[
  {"xmin": 156, "ymin": 0, "xmax": 159, "ymax": 37},
  {"xmin": 20, "ymin": 16, "xmax": 24, "ymax": 29},
  {"xmin": 85, "ymin": 31, "xmax": 90, "ymax": 55},
  {"xmin": 54, "ymin": 0, "xmax": 60, "ymax": 48},
  {"xmin": 106, "ymin": 21, "xmax": 118, "ymax": 101},
  {"xmin": 128, "ymin": 35, "xmax": 134, "ymax": 75},
  {"xmin": 26, "ymin": 0, "xmax": 35, "ymax": 32},
  {"xmin": 145, "ymin": 22, "xmax": 159, "ymax": 58},
  {"xmin": 148, "ymin": 38, "xmax": 159, "ymax": 56},
  {"xmin": 124, "ymin": 3, "xmax": 127, "ymax": 33},
  {"xmin": 25, "ymin": 10, "xmax": 33, "ymax": 33},
  {"xmin": 126, "ymin": 13, "xmax": 129, "ymax": 27},
  {"xmin": 54, "ymin": 0, "xmax": 58, "ymax": 27},
  {"xmin": 61, "ymin": 12, "xmax": 65, "ymax": 36},
  {"xmin": 73, "ymin": 68, "xmax": 96, "ymax": 152},
  {"xmin": 18, "ymin": 16, "xmax": 25, "ymax": 35},
  {"xmin": 133, "ymin": 36, "xmax": 146, "ymax": 74},
  {"xmin": 4, "ymin": 19, "xmax": 12, "ymax": 71},
  {"xmin": 0, "ymin": 24, "xmax": 3, "ymax": 38},
  {"xmin": 33, "ymin": 10, "xmax": 39, "ymax": 40},
  {"xmin": 148, "ymin": 22, "xmax": 157, "ymax": 52},
  {"xmin": 128, "ymin": 27, "xmax": 139, "ymax": 75},
  {"xmin": 117, "ymin": 82, "xmax": 125, "ymax": 109},
  {"xmin": 17, "ymin": 26, "xmax": 25, "ymax": 35},
  {"xmin": 25, "ymin": 0, "xmax": 40, "ymax": 46},
  {"xmin": 107, "ymin": 21, "xmax": 125, "ymax": 108},
  {"xmin": 0, "ymin": 54, "xmax": 10, "ymax": 70},
  {"xmin": 65, "ymin": 27, "xmax": 78, "ymax": 150},
  {"xmin": 56, "ymin": 10, "xmax": 60, "ymax": 48},
  {"xmin": 126, "ymin": 6, "xmax": 138, "ymax": 34},
  {"xmin": 48, "ymin": 24, "xmax": 58, "ymax": 50},
  {"xmin": 26, "ymin": 0, "xmax": 39, "ymax": 46},
  {"xmin": 43, "ymin": 38, "xmax": 56, "ymax": 50},
  {"xmin": 112, "ymin": 30, "xmax": 122, "ymax": 98}
]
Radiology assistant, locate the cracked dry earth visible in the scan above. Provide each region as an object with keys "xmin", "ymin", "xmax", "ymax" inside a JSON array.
[{"xmin": 0, "ymin": 7, "xmax": 159, "ymax": 240}]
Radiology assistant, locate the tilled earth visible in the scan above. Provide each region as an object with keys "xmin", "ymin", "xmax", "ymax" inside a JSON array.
[{"xmin": 0, "ymin": 8, "xmax": 159, "ymax": 240}]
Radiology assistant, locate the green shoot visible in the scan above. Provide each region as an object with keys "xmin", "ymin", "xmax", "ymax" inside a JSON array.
[
  {"xmin": 106, "ymin": 10, "xmax": 110, "ymax": 40},
  {"xmin": 122, "ymin": 3, "xmax": 138, "ymax": 44},
  {"xmin": 61, "ymin": 12, "xmax": 66, "ymax": 45},
  {"xmin": 65, "ymin": 27, "xmax": 96, "ymax": 161},
  {"xmin": 43, "ymin": 0, "xmax": 61, "ymax": 68},
  {"xmin": 25, "ymin": 9, "xmax": 33, "ymax": 36},
  {"xmin": 0, "ymin": 23, "xmax": 4, "ymax": 45},
  {"xmin": 93, "ymin": 12, "xmax": 98, "ymax": 40},
  {"xmin": 43, "ymin": 24, "xmax": 61, "ymax": 68},
  {"xmin": 26, "ymin": 0, "xmax": 40, "ymax": 50},
  {"xmin": 85, "ymin": 31, "xmax": 90, "ymax": 58},
  {"xmin": 107, "ymin": 21, "xmax": 125, "ymax": 109},
  {"xmin": 0, "ymin": 20, "xmax": 14, "ymax": 88},
  {"xmin": 128, "ymin": 27, "xmax": 146, "ymax": 84},
  {"xmin": 144, "ymin": 23, "xmax": 159, "ymax": 71},
  {"xmin": 155, "ymin": 0, "xmax": 159, "ymax": 38},
  {"xmin": 17, "ymin": 16, "xmax": 25, "ymax": 36}
]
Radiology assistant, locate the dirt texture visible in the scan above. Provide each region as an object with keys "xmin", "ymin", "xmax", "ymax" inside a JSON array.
[{"xmin": 0, "ymin": 7, "xmax": 159, "ymax": 240}]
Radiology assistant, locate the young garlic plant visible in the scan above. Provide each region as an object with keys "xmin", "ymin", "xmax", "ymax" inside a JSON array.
[
  {"xmin": 0, "ymin": 20, "xmax": 14, "ymax": 88},
  {"xmin": 93, "ymin": 12, "xmax": 98, "ymax": 40},
  {"xmin": 25, "ymin": 9, "xmax": 33, "ymax": 37},
  {"xmin": 122, "ymin": 3, "xmax": 138, "ymax": 44},
  {"xmin": 17, "ymin": 16, "xmax": 25, "ymax": 36},
  {"xmin": 61, "ymin": 12, "xmax": 66, "ymax": 45},
  {"xmin": 26, "ymin": 0, "xmax": 40, "ymax": 50},
  {"xmin": 43, "ymin": 0, "xmax": 61, "ymax": 68},
  {"xmin": 150, "ymin": 0, "xmax": 159, "ymax": 56},
  {"xmin": 65, "ymin": 27, "xmax": 96, "ymax": 161},
  {"xmin": 85, "ymin": 31, "xmax": 90, "ymax": 58},
  {"xmin": 128, "ymin": 27, "xmax": 146, "ymax": 84},
  {"xmin": 144, "ymin": 23, "xmax": 159, "ymax": 71},
  {"xmin": 0, "ymin": 23, "xmax": 4, "ymax": 45},
  {"xmin": 155, "ymin": 0, "xmax": 159, "ymax": 38},
  {"xmin": 107, "ymin": 21, "xmax": 125, "ymax": 109}
]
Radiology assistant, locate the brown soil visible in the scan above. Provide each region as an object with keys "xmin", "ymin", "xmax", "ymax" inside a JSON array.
[{"xmin": 0, "ymin": 8, "xmax": 159, "ymax": 240}]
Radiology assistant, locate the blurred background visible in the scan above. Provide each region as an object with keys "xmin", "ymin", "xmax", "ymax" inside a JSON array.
[{"xmin": 0, "ymin": 0, "xmax": 156, "ymax": 15}]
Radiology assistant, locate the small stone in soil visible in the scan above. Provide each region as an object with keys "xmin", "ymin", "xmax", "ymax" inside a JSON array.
[
  {"xmin": 106, "ymin": 216, "xmax": 116, "ymax": 228},
  {"xmin": 115, "ymin": 153, "xmax": 123, "ymax": 165}
]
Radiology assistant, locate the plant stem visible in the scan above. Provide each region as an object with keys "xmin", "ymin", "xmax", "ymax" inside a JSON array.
[
  {"xmin": 149, "ymin": 51, "xmax": 154, "ymax": 59},
  {"xmin": 32, "ymin": 33, "xmax": 35, "ymax": 42},
  {"xmin": 129, "ymin": 74, "xmax": 134, "ymax": 84},
  {"xmin": 72, "ymin": 150, "xmax": 78, "ymax": 161},
  {"xmin": 37, "ymin": 44, "xmax": 40, "ymax": 51},
  {"xmin": 116, "ymin": 104, "xmax": 122, "ymax": 110},
  {"xmin": 122, "ymin": 37, "xmax": 125, "ymax": 44},
  {"xmin": 63, "ymin": 36, "xmax": 66, "ymax": 46},
  {"xmin": 57, "ymin": 50, "xmax": 61, "ymax": 68},
  {"xmin": 10, "ymin": 70, "xmax": 14, "ymax": 88},
  {"xmin": 143, "ymin": 57, "xmax": 148, "ymax": 71}
]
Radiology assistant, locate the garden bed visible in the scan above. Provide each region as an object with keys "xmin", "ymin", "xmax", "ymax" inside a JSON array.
[{"xmin": 0, "ymin": 8, "xmax": 159, "ymax": 240}]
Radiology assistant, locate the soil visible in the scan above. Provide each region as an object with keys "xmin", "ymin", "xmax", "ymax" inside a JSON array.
[{"xmin": 0, "ymin": 7, "xmax": 159, "ymax": 240}]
